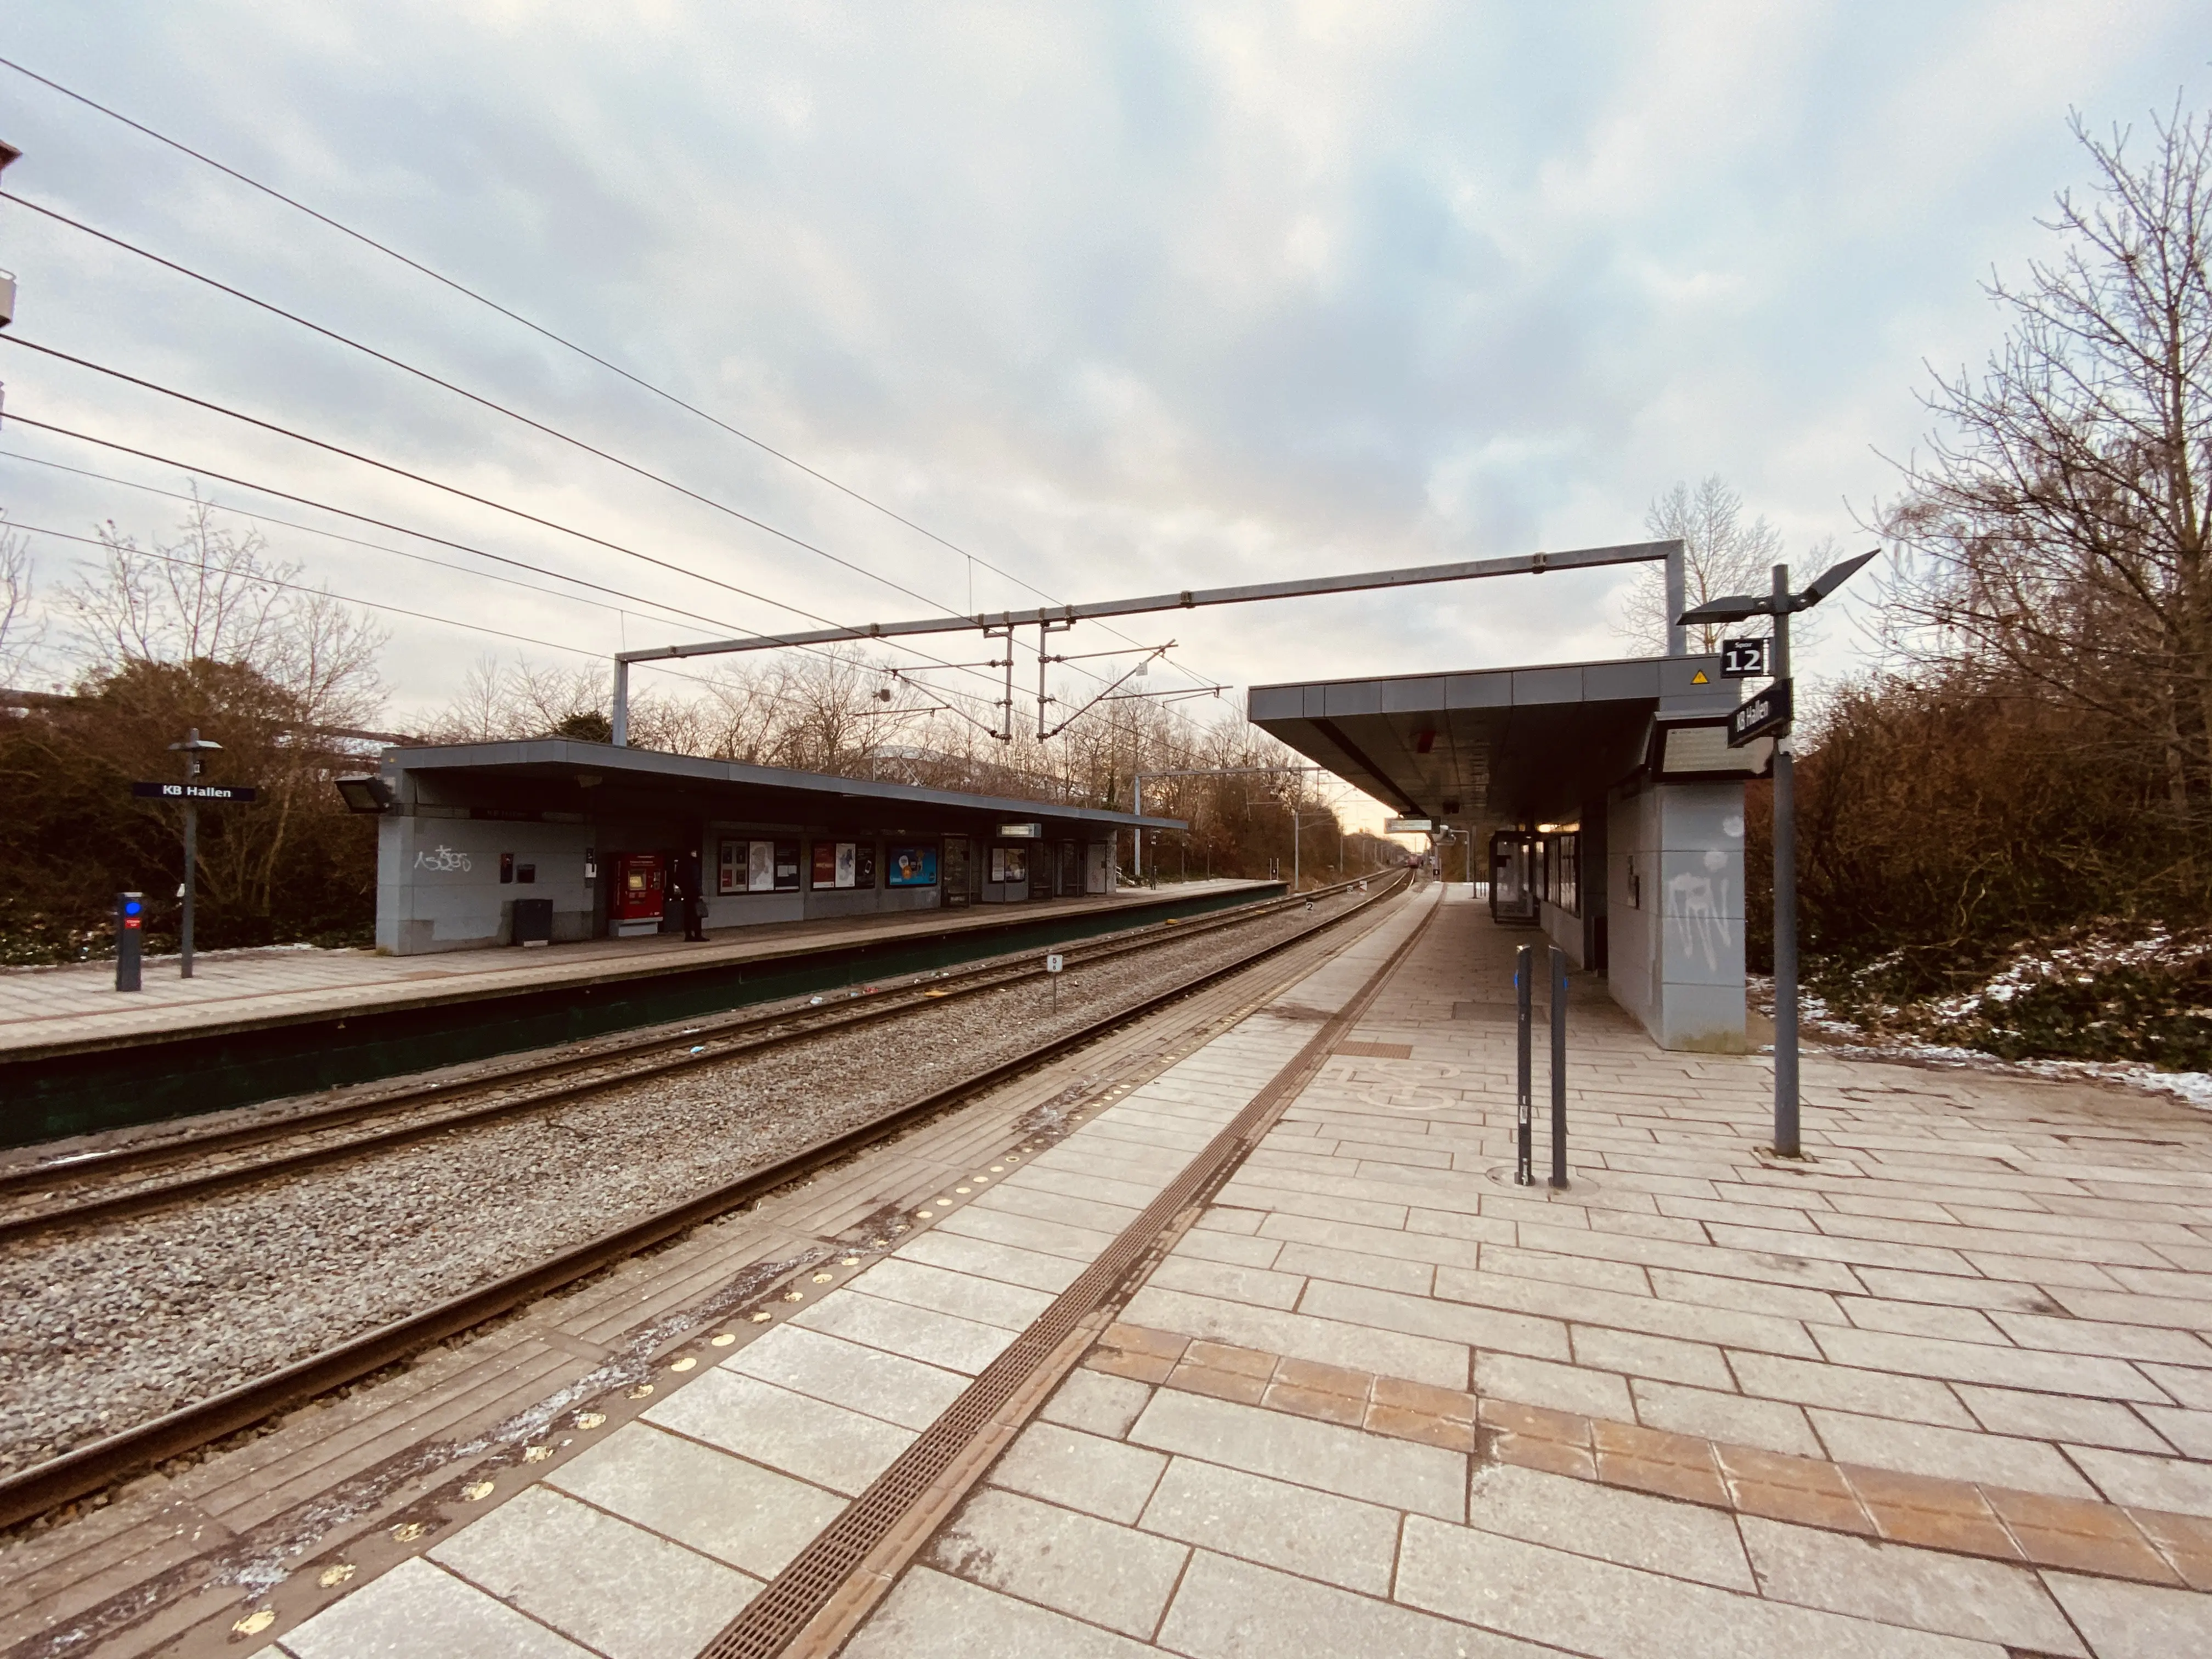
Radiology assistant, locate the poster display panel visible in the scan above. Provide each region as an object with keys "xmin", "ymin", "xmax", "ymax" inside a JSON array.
[
  {"xmin": 853, "ymin": 842, "xmax": 876, "ymax": 887},
  {"xmin": 1001, "ymin": 845, "xmax": 1028, "ymax": 883},
  {"xmin": 811, "ymin": 841, "xmax": 837, "ymax": 888},
  {"xmin": 887, "ymin": 844, "xmax": 938, "ymax": 887}
]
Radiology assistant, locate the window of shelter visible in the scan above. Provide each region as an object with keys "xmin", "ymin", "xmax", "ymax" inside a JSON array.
[
  {"xmin": 1544, "ymin": 831, "xmax": 1581, "ymax": 916},
  {"xmin": 719, "ymin": 838, "xmax": 802, "ymax": 894}
]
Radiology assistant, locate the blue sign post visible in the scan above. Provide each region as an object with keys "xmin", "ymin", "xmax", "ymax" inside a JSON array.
[{"xmin": 114, "ymin": 891, "xmax": 144, "ymax": 993}]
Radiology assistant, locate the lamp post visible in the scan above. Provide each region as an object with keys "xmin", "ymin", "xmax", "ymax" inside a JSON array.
[
  {"xmin": 1677, "ymin": 550, "xmax": 1876, "ymax": 1158},
  {"xmin": 168, "ymin": 728, "xmax": 223, "ymax": 979}
]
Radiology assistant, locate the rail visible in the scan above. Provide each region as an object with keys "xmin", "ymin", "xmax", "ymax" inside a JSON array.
[{"xmin": 0, "ymin": 867, "xmax": 1409, "ymax": 1528}]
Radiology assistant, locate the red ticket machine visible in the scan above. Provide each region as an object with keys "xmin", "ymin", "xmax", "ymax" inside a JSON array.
[{"xmin": 608, "ymin": 851, "xmax": 666, "ymax": 937}]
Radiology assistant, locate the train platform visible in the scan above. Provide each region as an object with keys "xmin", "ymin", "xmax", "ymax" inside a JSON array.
[
  {"xmin": 0, "ymin": 882, "xmax": 1267, "ymax": 1060},
  {"xmin": 0, "ymin": 879, "xmax": 1275, "ymax": 1147},
  {"xmin": 16, "ymin": 883, "xmax": 2212, "ymax": 1657}
]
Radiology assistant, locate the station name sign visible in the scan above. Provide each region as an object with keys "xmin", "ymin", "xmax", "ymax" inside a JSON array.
[
  {"xmin": 1726, "ymin": 680, "xmax": 1792, "ymax": 749},
  {"xmin": 1383, "ymin": 817, "xmax": 1434, "ymax": 834},
  {"xmin": 131, "ymin": 781, "xmax": 259, "ymax": 802}
]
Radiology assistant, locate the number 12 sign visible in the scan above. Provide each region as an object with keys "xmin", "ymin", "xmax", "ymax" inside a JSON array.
[{"xmin": 1720, "ymin": 637, "xmax": 1770, "ymax": 678}]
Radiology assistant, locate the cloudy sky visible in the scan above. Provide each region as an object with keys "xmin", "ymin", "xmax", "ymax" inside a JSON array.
[{"xmin": 0, "ymin": 1, "xmax": 2201, "ymax": 824}]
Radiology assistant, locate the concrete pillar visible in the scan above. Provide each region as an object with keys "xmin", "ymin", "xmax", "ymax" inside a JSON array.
[{"xmin": 1606, "ymin": 778, "xmax": 1746, "ymax": 1052}]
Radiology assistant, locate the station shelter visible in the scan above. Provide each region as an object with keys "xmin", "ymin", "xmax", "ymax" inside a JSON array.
[
  {"xmin": 1249, "ymin": 653, "xmax": 1772, "ymax": 1051},
  {"xmin": 359, "ymin": 738, "xmax": 1179, "ymax": 956}
]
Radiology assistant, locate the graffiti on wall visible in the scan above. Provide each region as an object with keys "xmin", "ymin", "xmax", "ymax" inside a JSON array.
[{"xmin": 1667, "ymin": 848, "xmax": 1734, "ymax": 972}]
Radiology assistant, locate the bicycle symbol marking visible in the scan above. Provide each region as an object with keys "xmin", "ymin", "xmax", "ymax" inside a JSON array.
[{"xmin": 414, "ymin": 845, "xmax": 473, "ymax": 873}]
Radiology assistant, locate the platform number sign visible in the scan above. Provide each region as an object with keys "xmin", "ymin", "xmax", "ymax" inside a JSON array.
[
  {"xmin": 1045, "ymin": 953, "xmax": 1064, "ymax": 974},
  {"xmin": 1720, "ymin": 637, "xmax": 1770, "ymax": 679}
]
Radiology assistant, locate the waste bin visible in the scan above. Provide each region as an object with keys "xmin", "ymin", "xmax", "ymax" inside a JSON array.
[{"xmin": 512, "ymin": 897, "xmax": 554, "ymax": 947}]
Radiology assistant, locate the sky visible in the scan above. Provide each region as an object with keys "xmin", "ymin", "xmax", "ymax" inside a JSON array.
[{"xmin": 0, "ymin": 1, "xmax": 2202, "ymax": 829}]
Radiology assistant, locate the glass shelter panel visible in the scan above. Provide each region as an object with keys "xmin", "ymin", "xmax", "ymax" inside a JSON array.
[{"xmin": 1489, "ymin": 831, "xmax": 1540, "ymax": 925}]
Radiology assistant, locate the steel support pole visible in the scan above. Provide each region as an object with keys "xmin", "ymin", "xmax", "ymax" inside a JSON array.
[
  {"xmin": 180, "ymin": 797, "xmax": 198, "ymax": 980},
  {"xmin": 610, "ymin": 658, "xmax": 630, "ymax": 747},
  {"xmin": 1665, "ymin": 542, "xmax": 1688, "ymax": 657},
  {"xmin": 1515, "ymin": 944, "xmax": 1534, "ymax": 1185},
  {"xmin": 1770, "ymin": 563, "xmax": 1801, "ymax": 1158},
  {"xmin": 1133, "ymin": 775, "xmax": 1143, "ymax": 887},
  {"xmin": 1549, "ymin": 945, "xmax": 1568, "ymax": 1188}
]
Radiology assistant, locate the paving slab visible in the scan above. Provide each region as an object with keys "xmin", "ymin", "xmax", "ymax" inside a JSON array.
[
  {"xmin": 926, "ymin": 1487, "xmax": 1188, "ymax": 1639},
  {"xmin": 426, "ymin": 1485, "xmax": 757, "ymax": 1659},
  {"xmin": 277, "ymin": 1556, "xmax": 591, "ymax": 1659},
  {"xmin": 545, "ymin": 1421, "xmax": 844, "ymax": 1578}
]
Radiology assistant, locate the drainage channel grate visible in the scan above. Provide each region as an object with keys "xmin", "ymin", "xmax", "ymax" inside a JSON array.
[{"xmin": 699, "ymin": 893, "xmax": 1438, "ymax": 1659}]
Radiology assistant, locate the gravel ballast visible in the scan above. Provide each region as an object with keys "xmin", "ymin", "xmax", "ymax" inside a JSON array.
[{"xmin": 0, "ymin": 887, "xmax": 1384, "ymax": 1475}]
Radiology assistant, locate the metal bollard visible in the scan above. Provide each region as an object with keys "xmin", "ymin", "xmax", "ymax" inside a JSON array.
[
  {"xmin": 1549, "ymin": 945, "xmax": 1568, "ymax": 1188},
  {"xmin": 114, "ymin": 891, "xmax": 144, "ymax": 992},
  {"xmin": 1515, "ymin": 944, "xmax": 1533, "ymax": 1185}
]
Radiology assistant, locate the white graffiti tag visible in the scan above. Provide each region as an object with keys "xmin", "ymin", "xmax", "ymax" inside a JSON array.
[
  {"xmin": 414, "ymin": 845, "xmax": 473, "ymax": 873},
  {"xmin": 1667, "ymin": 860, "xmax": 1734, "ymax": 973}
]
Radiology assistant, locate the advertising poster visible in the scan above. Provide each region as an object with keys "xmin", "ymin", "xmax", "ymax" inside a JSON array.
[
  {"xmin": 748, "ymin": 839, "xmax": 775, "ymax": 892},
  {"xmin": 772, "ymin": 840, "xmax": 802, "ymax": 889},
  {"xmin": 854, "ymin": 842, "xmax": 876, "ymax": 887},
  {"xmin": 988, "ymin": 847, "xmax": 1007, "ymax": 883},
  {"xmin": 1002, "ymin": 846, "xmax": 1028, "ymax": 883},
  {"xmin": 836, "ymin": 842, "xmax": 857, "ymax": 888},
  {"xmin": 811, "ymin": 841, "xmax": 838, "ymax": 888},
  {"xmin": 888, "ymin": 844, "xmax": 938, "ymax": 887}
]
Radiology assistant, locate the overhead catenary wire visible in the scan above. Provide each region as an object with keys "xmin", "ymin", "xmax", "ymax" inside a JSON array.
[
  {"xmin": 9, "ymin": 517, "xmax": 630, "ymax": 663},
  {"xmin": 0, "ymin": 413, "xmax": 1013, "ymax": 724},
  {"xmin": 0, "ymin": 447, "xmax": 767, "ymax": 640},
  {"xmin": 0, "ymin": 349, "xmax": 1028, "ymax": 715},
  {"xmin": 0, "ymin": 191, "xmax": 1198, "ymax": 719},
  {"xmin": 0, "ymin": 190, "xmax": 967, "ymax": 622},
  {"xmin": 3, "ymin": 515, "xmax": 919, "ymax": 726},
  {"xmin": 0, "ymin": 53, "xmax": 1227, "ymax": 706}
]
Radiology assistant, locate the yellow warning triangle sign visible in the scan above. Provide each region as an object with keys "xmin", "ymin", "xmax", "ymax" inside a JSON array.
[{"xmin": 1691, "ymin": 669, "xmax": 1709, "ymax": 684}]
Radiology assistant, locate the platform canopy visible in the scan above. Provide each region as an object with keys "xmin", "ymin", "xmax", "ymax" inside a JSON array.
[
  {"xmin": 1248, "ymin": 653, "xmax": 1743, "ymax": 825},
  {"xmin": 378, "ymin": 738, "xmax": 1183, "ymax": 833}
]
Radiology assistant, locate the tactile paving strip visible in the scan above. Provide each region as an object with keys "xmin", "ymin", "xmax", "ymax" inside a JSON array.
[{"xmin": 698, "ymin": 892, "xmax": 1439, "ymax": 1659}]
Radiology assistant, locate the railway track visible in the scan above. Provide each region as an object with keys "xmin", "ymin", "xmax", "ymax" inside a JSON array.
[
  {"xmin": 0, "ymin": 877, "xmax": 1377, "ymax": 1242},
  {"xmin": 0, "ymin": 868, "xmax": 1409, "ymax": 1528}
]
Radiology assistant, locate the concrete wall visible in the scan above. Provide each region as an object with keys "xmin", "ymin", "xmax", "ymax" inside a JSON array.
[
  {"xmin": 1605, "ymin": 778, "xmax": 1747, "ymax": 1052},
  {"xmin": 1541, "ymin": 901, "xmax": 1583, "ymax": 969},
  {"xmin": 380, "ymin": 803, "xmax": 1126, "ymax": 955},
  {"xmin": 376, "ymin": 811, "xmax": 595, "ymax": 955}
]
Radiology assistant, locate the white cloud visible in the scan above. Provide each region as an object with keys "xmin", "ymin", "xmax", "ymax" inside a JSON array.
[{"xmin": 0, "ymin": 0, "xmax": 2203, "ymax": 839}]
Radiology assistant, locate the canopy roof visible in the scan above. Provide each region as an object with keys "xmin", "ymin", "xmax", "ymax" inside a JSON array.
[
  {"xmin": 380, "ymin": 738, "xmax": 1182, "ymax": 833},
  {"xmin": 1248, "ymin": 654, "xmax": 1738, "ymax": 823}
]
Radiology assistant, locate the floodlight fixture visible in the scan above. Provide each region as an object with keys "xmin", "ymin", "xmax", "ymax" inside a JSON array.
[
  {"xmin": 335, "ymin": 775, "xmax": 399, "ymax": 814},
  {"xmin": 1677, "ymin": 594, "xmax": 1765, "ymax": 625},
  {"xmin": 1673, "ymin": 549, "xmax": 1877, "ymax": 628}
]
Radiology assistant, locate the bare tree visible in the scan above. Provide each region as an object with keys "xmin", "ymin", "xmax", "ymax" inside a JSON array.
[
  {"xmin": 0, "ymin": 520, "xmax": 44, "ymax": 687},
  {"xmin": 1619, "ymin": 476, "xmax": 1787, "ymax": 654},
  {"xmin": 1876, "ymin": 103, "xmax": 2212, "ymax": 880}
]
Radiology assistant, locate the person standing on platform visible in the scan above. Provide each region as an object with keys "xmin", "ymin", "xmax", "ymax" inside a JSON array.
[{"xmin": 675, "ymin": 848, "xmax": 708, "ymax": 941}]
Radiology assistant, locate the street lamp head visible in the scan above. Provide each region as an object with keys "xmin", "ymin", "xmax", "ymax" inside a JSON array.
[
  {"xmin": 1675, "ymin": 595, "xmax": 1768, "ymax": 625},
  {"xmin": 168, "ymin": 729, "xmax": 224, "ymax": 752},
  {"xmin": 1800, "ymin": 548, "xmax": 1879, "ymax": 606},
  {"xmin": 0, "ymin": 142, "xmax": 19, "ymax": 176},
  {"xmin": 1675, "ymin": 549, "xmax": 1877, "ymax": 627}
]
